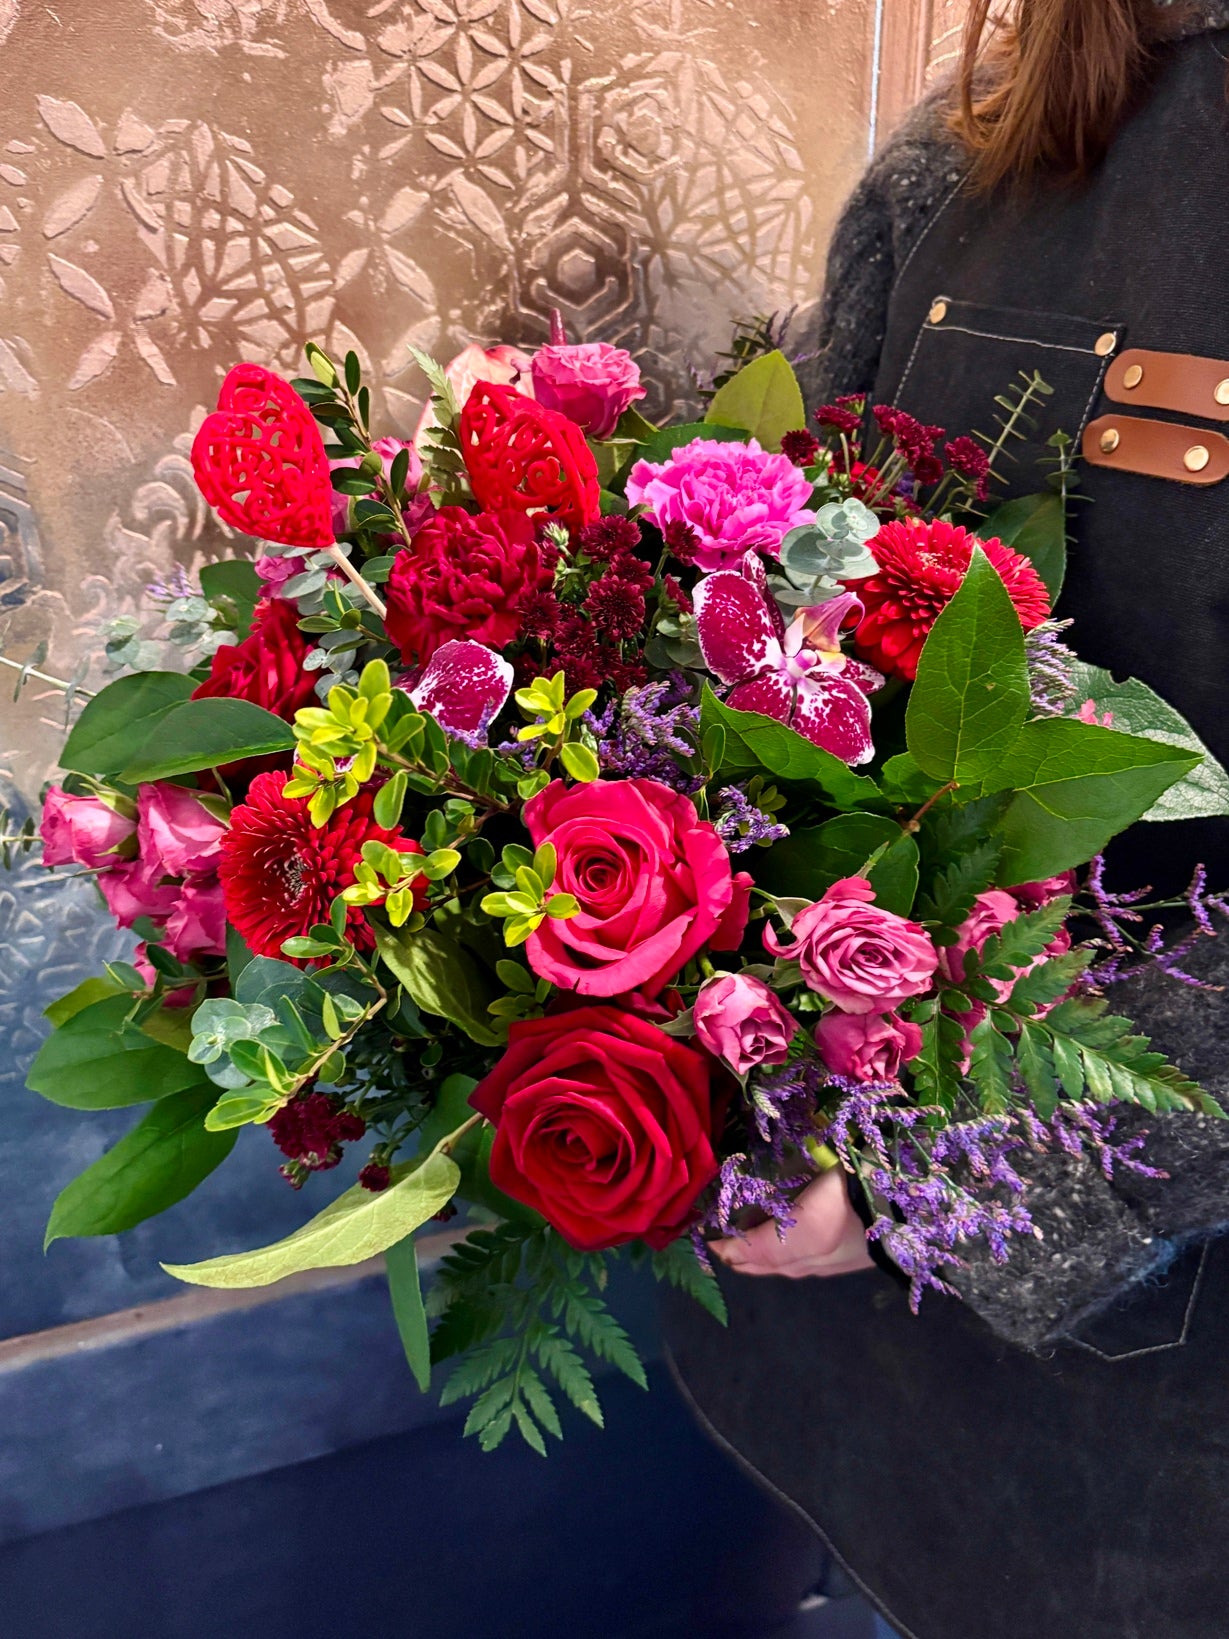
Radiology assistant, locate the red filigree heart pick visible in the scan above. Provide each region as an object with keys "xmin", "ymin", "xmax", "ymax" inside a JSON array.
[
  {"xmin": 460, "ymin": 381, "xmax": 600, "ymax": 531},
  {"xmin": 191, "ymin": 362, "xmax": 335, "ymax": 548}
]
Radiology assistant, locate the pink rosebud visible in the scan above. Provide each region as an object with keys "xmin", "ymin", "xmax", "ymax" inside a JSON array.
[
  {"xmin": 98, "ymin": 857, "xmax": 180, "ymax": 929},
  {"xmin": 1010, "ymin": 871, "xmax": 1078, "ymax": 912},
  {"xmin": 162, "ymin": 876, "xmax": 227, "ymax": 963},
  {"xmin": 330, "ymin": 436, "xmax": 431, "ymax": 539},
  {"xmin": 40, "ymin": 787, "xmax": 136, "ymax": 869},
  {"xmin": 254, "ymin": 554, "xmax": 302, "ymax": 597},
  {"xmin": 764, "ymin": 877, "xmax": 939, "ymax": 1015},
  {"xmin": 940, "ymin": 889, "xmax": 1073, "ymax": 1055},
  {"xmin": 814, "ymin": 1010, "xmax": 923, "ymax": 1084},
  {"xmin": 138, "ymin": 782, "xmax": 227, "ymax": 879},
  {"xmin": 530, "ymin": 342, "xmax": 647, "ymax": 441},
  {"xmin": 693, "ymin": 972, "xmax": 796, "ymax": 1076}
]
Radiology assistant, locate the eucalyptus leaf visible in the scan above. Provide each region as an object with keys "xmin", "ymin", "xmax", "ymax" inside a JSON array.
[
  {"xmin": 704, "ymin": 350, "xmax": 805, "ymax": 452},
  {"xmin": 162, "ymin": 1151, "xmax": 461, "ymax": 1289}
]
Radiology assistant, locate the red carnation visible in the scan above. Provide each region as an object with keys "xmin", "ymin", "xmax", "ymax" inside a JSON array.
[
  {"xmin": 192, "ymin": 596, "xmax": 318, "ymax": 722},
  {"xmin": 384, "ymin": 506, "xmax": 552, "ymax": 666},
  {"xmin": 220, "ymin": 771, "xmax": 425, "ymax": 958},
  {"xmin": 852, "ymin": 518, "xmax": 1051, "ymax": 682}
]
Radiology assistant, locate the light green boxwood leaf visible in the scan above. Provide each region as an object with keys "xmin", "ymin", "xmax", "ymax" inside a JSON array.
[
  {"xmin": 162, "ymin": 1150, "xmax": 461, "ymax": 1289},
  {"xmin": 704, "ymin": 351, "xmax": 805, "ymax": 452},
  {"xmin": 700, "ymin": 686, "xmax": 886, "ymax": 812},
  {"xmin": 982, "ymin": 491, "xmax": 1067, "ymax": 600},
  {"xmin": 1069, "ymin": 662, "xmax": 1229, "ymax": 822},
  {"xmin": 906, "ymin": 546, "xmax": 1031, "ymax": 785},
  {"xmin": 59, "ymin": 671, "xmax": 196, "ymax": 779},
  {"xmin": 45, "ymin": 1083, "xmax": 237, "ymax": 1247},
  {"xmin": 28, "ymin": 996, "xmax": 211, "ymax": 1109},
  {"xmin": 989, "ymin": 717, "xmax": 1202, "ymax": 884},
  {"xmin": 374, "ymin": 925, "xmax": 504, "ymax": 1046},
  {"xmin": 752, "ymin": 812, "xmax": 919, "ymax": 917},
  {"xmin": 121, "ymin": 698, "xmax": 295, "ymax": 782}
]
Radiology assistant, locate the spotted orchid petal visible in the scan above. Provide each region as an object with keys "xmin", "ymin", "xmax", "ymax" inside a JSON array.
[
  {"xmin": 693, "ymin": 570, "xmax": 783, "ymax": 685},
  {"xmin": 727, "ymin": 670, "xmax": 876, "ymax": 766},
  {"xmin": 790, "ymin": 591, "xmax": 864, "ymax": 661},
  {"xmin": 408, "ymin": 639, "xmax": 513, "ymax": 739}
]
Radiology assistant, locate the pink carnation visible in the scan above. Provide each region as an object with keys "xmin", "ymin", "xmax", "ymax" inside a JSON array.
[
  {"xmin": 137, "ymin": 783, "xmax": 226, "ymax": 879},
  {"xmin": 625, "ymin": 437, "xmax": 817, "ymax": 573},
  {"xmin": 814, "ymin": 1010, "xmax": 922, "ymax": 1084},
  {"xmin": 693, "ymin": 972, "xmax": 796, "ymax": 1077},
  {"xmin": 764, "ymin": 877, "xmax": 938, "ymax": 1015},
  {"xmin": 530, "ymin": 342, "xmax": 646, "ymax": 440},
  {"xmin": 40, "ymin": 787, "xmax": 135, "ymax": 868}
]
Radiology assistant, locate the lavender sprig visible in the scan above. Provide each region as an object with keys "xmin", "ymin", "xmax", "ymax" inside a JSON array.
[
  {"xmin": 713, "ymin": 785, "xmax": 789, "ymax": 854},
  {"xmin": 586, "ymin": 674, "xmax": 702, "ymax": 791}
]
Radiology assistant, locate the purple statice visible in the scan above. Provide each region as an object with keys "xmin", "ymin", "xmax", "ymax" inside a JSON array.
[
  {"xmin": 1084, "ymin": 856, "xmax": 1221, "ymax": 990},
  {"xmin": 146, "ymin": 564, "xmax": 197, "ymax": 604},
  {"xmin": 713, "ymin": 785, "xmax": 789, "ymax": 854},
  {"xmin": 1025, "ymin": 620, "xmax": 1078, "ymax": 717},
  {"xmin": 708, "ymin": 1152, "xmax": 813, "ymax": 1237},
  {"xmin": 697, "ymin": 1057, "xmax": 823, "ymax": 1241},
  {"xmin": 750, "ymin": 1058, "xmax": 824, "ymax": 1157},
  {"xmin": 1019, "ymin": 1101, "xmax": 1167, "ymax": 1183},
  {"xmin": 586, "ymin": 673, "xmax": 702, "ymax": 792}
]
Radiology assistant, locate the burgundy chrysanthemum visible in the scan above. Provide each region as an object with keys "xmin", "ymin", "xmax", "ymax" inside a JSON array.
[
  {"xmin": 661, "ymin": 518, "xmax": 700, "ymax": 565},
  {"xmin": 220, "ymin": 771, "xmax": 424, "ymax": 958},
  {"xmin": 269, "ymin": 1092, "xmax": 365, "ymax": 1187},
  {"xmin": 577, "ymin": 515, "xmax": 642, "ymax": 562},
  {"xmin": 814, "ymin": 398, "xmax": 864, "ymax": 436},
  {"xmin": 519, "ymin": 587, "xmax": 562, "ymax": 640},
  {"xmin": 358, "ymin": 1161, "xmax": 391, "ymax": 1192},
  {"xmin": 852, "ymin": 518, "xmax": 1052, "ymax": 682},
  {"xmin": 945, "ymin": 435, "xmax": 992, "ymax": 500},
  {"xmin": 584, "ymin": 573, "xmax": 647, "ymax": 641},
  {"xmin": 780, "ymin": 429, "xmax": 821, "ymax": 468}
]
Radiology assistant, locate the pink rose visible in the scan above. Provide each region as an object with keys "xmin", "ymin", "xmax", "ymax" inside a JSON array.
[
  {"xmin": 1010, "ymin": 871, "xmax": 1078, "ymax": 912},
  {"xmin": 941, "ymin": 890, "xmax": 1072, "ymax": 1032},
  {"xmin": 137, "ymin": 782, "xmax": 226, "ymax": 879},
  {"xmin": 40, "ymin": 787, "xmax": 136, "ymax": 868},
  {"xmin": 693, "ymin": 972, "xmax": 796, "ymax": 1076},
  {"xmin": 523, "ymin": 777, "xmax": 749, "ymax": 997},
  {"xmin": 530, "ymin": 342, "xmax": 647, "ymax": 440},
  {"xmin": 98, "ymin": 857, "xmax": 180, "ymax": 929},
  {"xmin": 764, "ymin": 877, "xmax": 939, "ymax": 1015},
  {"xmin": 625, "ymin": 437, "xmax": 818, "ymax": 574},
  {"xmin": 814, "ymin": 1010, "xmax": 923, "ymax": 1084},
  {"xmin": 162, "ymin": 876, "xmax": 227, "ymax": 963}
]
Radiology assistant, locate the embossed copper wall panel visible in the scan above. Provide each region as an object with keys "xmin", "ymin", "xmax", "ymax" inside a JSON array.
[{"xmin": 0, "ymin": 0, "xmax": 966, "ymax": 799}]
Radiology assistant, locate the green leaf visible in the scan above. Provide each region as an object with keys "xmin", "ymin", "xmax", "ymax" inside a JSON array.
[
  {"xmin": 982, "ymin": 491, "xmax": 1067, "ymax": 600},
  {"xmin": 651, "ymin": 1237, "xmax": 728, "ymax": 1325},
  {"xmin": 28, "ymin": 997, "xmax": 210, "ymax": 1108},
  {"xmin": 704, "ymin": 350, "xmax": 805, "ymax": 453},
  {"xmin": 752, "ymin": 812, "xmax": 918, "ymax": 917},
  {"xmin": 556, "ymin": 1282, "xmax": 647, "ymax": 1390},
  {"xmin": 916, "ymin": 837, "xmax": 1003, "ymax": 943},
  {"xmin": 559, "ymin": 741, "xmax": 599, "ymax": 783},
  {"xmin": 162, "ymin": 1151, "xmax": 461, "ymax": 1289},
  {"xmin": 204, "ymin": 1092, "xmax": 281, "ymax": 1131},
  {"xmin": 967, "ymin": 1016, "xmax": 1015, "ymax": 1115},
  {"xmin": 44, "ymin": 975, "xmax": 126, "ymax": 1027},
  {"xmin": 535, "ymin": 1332, "xmax": 603, "ymax": 1426},
  {"xmin": 121, "ymin": 698, "xmax": 295, "ymax": 781},
  {"xmin": 373, "ymin": 769, "xmax": 408, "ymax": 829},
  {"xmin": 1016, "ymin": 1021, "xmax": 1060, "ymax": 1119},
  {"xmin": 1004, "ymin": 948, "xmax": 1089, "ymax": 1016},
  {"xmin": 700, "ymin": 686, "xmax": 885, "ymax": 812},
  {"xmin": 199, "ymin": 558, "xmax": 260, "ymax": 639},
  {"xmin": 613, "ymin": 421, "xmax": 745, "ymax": 491},
  {"xmin": 988, "ymin": 718, "xmax": 1202, "ymax": 884},
  {"xmin": 1068, "ymin": 662, "xmax": 1229, "ymax": 823},
  {"xmin": 1042, "ymin": 997, "xmax": 1217, "ymax": 1116},
  {"xmin": 906, "ymin": 1011, "xmax": 966, "ymax": 1113},
  {"xmin": 59, "ymin": 672, "xmax": 195, "ymax": 778},
  {"xmin": 906, "ymin": 547, "xmax": 1031, "ymax": 784},
  {"xmin": 44, "ymin": 1083, "xmax": 238, "ymax": 1247},
  {"xmin": 386, "ymin": 1234, "xmax": 432, "ymax": 1393},
  {"xmin": 373, "ymin": 925, "xmax": 503, "ymax": 1046},
  {"xmin": 975, "ymin": 898, "xmax": 1072, "ymax": 982},
  {"xmin": 226, "ymin": 925, "xmax": 256, "ymax": 988}
]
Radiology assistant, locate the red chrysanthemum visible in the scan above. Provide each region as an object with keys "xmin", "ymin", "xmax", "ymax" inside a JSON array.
[
  {"xmin": 852, "ymin": 518, "xmax": 1052, "ymax": 681},
  {"xmin": 220, "ymin": 771, "xmax": 425, "ymax": 958}
]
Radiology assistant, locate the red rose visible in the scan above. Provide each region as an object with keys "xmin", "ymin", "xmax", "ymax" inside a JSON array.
[
  {"xmin": 522, "ymin": 777, "xmax": 751, "ymax": 998},
  {"xmin": 384, "ymin": 506, "xmax": 551, "ymax": 666},
  {"xmin": 470, "ymin": 1005, "xmax": 721, "ymax": 1250},
  {"xmin": 192, "ymin": 596, "xmax": 318, "ymax": 721}
]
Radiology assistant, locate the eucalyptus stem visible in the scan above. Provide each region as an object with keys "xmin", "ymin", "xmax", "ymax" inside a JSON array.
[{"xmin": 0, "ymin": 654, "xmax": 95, "ymax": 698}]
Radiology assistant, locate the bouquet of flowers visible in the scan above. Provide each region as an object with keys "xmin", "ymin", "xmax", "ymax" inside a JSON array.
[{"xmin": 23, "ymin": 317, "xmax": 1228, "ymax": 1455}]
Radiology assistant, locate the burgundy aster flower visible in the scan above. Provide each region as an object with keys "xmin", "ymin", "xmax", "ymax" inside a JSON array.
[
  {"xmin": 780, "ymin": 429, "xmax": 821, "ymax": 468},
  {"xmin": 852, "ymin": 519, "xmax": 1052, "ymax": 682},
  {"xmin": 270, "ymin": 1091, "xmax": 365, "ymax": 1187},
  {"xmin": 358, "ymin": 1162, "xmax": 391, "ymax": 1192},
  {"xmin": 945, "ymin": 435, "xmax": 992, "ymax": 499},
  {"xmin": 220, "ymin": 771, "xmax": 425, "ymax": 958}
]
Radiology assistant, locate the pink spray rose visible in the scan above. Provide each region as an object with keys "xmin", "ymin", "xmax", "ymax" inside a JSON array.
[
  {"xmin": 814, "ymin": 1010, "xmax": 923, "ymax": 1084},
  {"xmin": 693, "ymin": 972, "xmax": 796, "ymax": 1076},
  {"xmin": 764, "ymin": 877, "xmax": 939, "ymax": 1015},
  {"xmin": 522, "ymin": 777, "xmax": 751, "ymax": 998},
  {"xmin": 530, "ymin": 342, "xmax": 647, "ymax": 440},
  {"xmin": 98, "ymin": 857, "xmax": 181, "ymax": 929},
  {"xmin": 137, "ymin": 783, "xmax": 226, "ymax": 879},
  {"xmin": 162, "ymin": 876, "xmax": 227, "ymax": 963},
  {"xmin": 625, "ymin": 437, "xmax": 818, "ymax": 573},
  {"xmin": 940, "ymin": 889, "xmax": 1072, "ymax": 1022},
  {"xmin": 1009, "ymin": 871, "xmax": 1078, "ymax": 913},
  {"xmin": 40, "ymin": 787, "xmax": 136, "ymax": 868},
  {"xmin": 331, "ymin": 435, "xmax": 433, "ymax": 538}
]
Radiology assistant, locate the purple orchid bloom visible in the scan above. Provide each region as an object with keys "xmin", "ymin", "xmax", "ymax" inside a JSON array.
[
  {"xmin": 406, "ymin": 639, "xmax": 513, "ymax": 741},
  {"xmin": 693, "ymin": 554, "xmax": 883, "ymax": 766}
]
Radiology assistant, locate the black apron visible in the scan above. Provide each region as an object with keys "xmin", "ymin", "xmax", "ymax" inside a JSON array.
[{"xmin": 664, "ymin": 33, "xmax": 1229, "ymax": 1639}]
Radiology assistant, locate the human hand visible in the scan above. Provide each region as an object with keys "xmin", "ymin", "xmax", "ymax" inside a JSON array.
[{"xmin": 710, "ymin": 1166, "xmax": 875, "ymax": 1279}]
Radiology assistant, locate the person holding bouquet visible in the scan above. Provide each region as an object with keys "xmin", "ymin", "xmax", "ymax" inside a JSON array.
[{"xmin": 665, "ymin": 4, "xmax": 1229, "ymax": 1636}]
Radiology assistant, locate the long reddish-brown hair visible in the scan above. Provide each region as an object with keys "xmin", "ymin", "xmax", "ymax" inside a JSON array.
[{"xmin": 950, "ymin": 0, "xmax": 1182, "ymax": 191}]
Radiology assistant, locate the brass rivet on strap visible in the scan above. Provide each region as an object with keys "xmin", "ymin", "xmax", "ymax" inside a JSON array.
[
  {"xmin": 1185, "ymin": 444, "xmax": 1211, "ymax": 473},
  {"xmin": 1215, "ymin": 379, "xmax": 1229, "ymax": 407},
  {"xmin": 1095, "ymin": 331, "xmax": 1118, "ymax": 357},
  {"xmin": 928, "ymin": 300, "xmax": 948, "ymax": 325},
  {"xmin": 1122, "ymin": 364, "xmax": 1144, "ymax": 390},
  {"xmin": 1099, "ymin": 427, "xmax": 1121, "ymax": 454}
]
